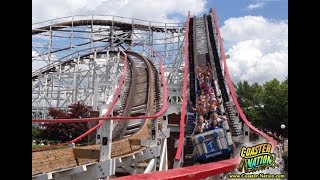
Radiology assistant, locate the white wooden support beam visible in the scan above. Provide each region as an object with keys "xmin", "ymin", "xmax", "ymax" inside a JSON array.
[
  {"xmin": 115, "ymin": 145, "xmax": 161, "ymax": 167},
  {"xmin": 133, "ymin": 145, "xmax": 161, "ymax": 162},
  {"xmin": 161, "ymin": 115, "xmax": 168, "ymax": 132},
  {"xmin": 133, "ymin": 129, "xmax": 170, "ymax": 147},
  {"xmin": 96, "ymin": 107, "xmax": 108, "ymax": 144},
  {"xmin": 165, "ymin": 141, "xmax": 168, "ymax": 170},
  {"xmin": 32, "ymin": 163, "xmax": 96, "ymax": 180},
  {"xmin": 63, "ymin": 165, "xmax": 88, "ymax": 176},
  {"xmin": 96, "ymin": 112, "xmax": 113, "ymax": 179},
  {"xmin": 48, "ymin": 165, "xmax": 88, "ymax": 179},
  {"xmin": 144, "ymin": 159, "xmax": 155, "ymax": 173},
  {"xmin": 174, "ymin": 139, "xmax": 179, "ymax": 148},
  {"xmin": 132, "ymin": 162, "xmax": 150, "ymax": 167},
  {"xmin": 168, "ymin": 124, "xmax": 180, "ymax": 132},
  {"xmin": 159, "ymin": 138, "xmax": 167, "ymax": 171},
  {"xmin": 151, "ymin": 118, "xmax": 158, "ymax": 146},
  {"xmin": 153, "ymin": 158, "xmax": 157, "ymax": 171},
  {"xmin": 243, "ymin": 124, "xmax": 250, "ymax": 144},
  {"xmin": 70, "ymin": 163, "xmax": 99, "ymax": 180},
  {"xmin": 96, "ymin": 159, "xmax": 116, "ymax": 178},
  {"xmin": 158, "ymin": 128, "xmax": 170, "ymax": 139},
  {"xmin": 32, "ymin": 173, "xmax": 52, "ymax": 180},
  {"xmin": 121, "ymin": 165, "xmax": 134, "ymax": 174},
  {"xmin": 140, "ymin": 139, "xmax": 157, "ymax": 147}
]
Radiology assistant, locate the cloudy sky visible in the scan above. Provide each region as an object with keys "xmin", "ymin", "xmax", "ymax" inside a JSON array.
[{"xmin": 32, "ymin": 0, "xmax": 288, "ymax": 84}]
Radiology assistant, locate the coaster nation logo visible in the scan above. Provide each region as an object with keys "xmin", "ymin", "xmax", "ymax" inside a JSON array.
[{"xmin": 237, "ymin": 143, "xmax": 279, "ymax": 173}]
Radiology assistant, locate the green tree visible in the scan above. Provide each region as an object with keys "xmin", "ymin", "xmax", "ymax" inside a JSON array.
[
  {"xmin": 32, "ymin": 126, "xmax": 40, "ymax": 140},
  {"xmin": 235, "ymin": 78, "xmax": 288, "ymax": 137},
  {"xmin": 39, "ymin": 101, "xmax": 92, "ymax": 143},
  {"xmin": 259, "ymin": 78, "xmax": 288, "ymax": 136},
  {"xmin": 235, "ymin": 80, "xmax": 263, "ymax": 124}
]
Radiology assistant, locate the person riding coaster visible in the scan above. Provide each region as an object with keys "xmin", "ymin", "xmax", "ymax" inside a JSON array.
[{"xmin": 192, "ymin": 113, "xmax": 234, "ymax": 163}]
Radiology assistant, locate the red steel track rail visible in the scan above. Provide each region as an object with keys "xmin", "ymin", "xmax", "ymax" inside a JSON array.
[
  {"xmin": 174, "ymin": 11, "xmax": 190, "ymax": 161},
  {"xmin": 32, "ymin": 50, "xmax": 128, "ymax": 151},
  {"xmin": 112, "ymin": 8, "xmax": 278, "ymax": 179},
  {"xmin": 114, "ymin": 157, "xmax": 241, "ymax": 180},
  {"xmin": 32, "ymin": 7, "xmax": 277, "ymax": 179},
  {"xmin": 32, "ymin": 48, "xmax": 168, "ymax": 151},
  {"xmin": 209, "ymin": 7, "xmax": 277, "ymax": 149}
]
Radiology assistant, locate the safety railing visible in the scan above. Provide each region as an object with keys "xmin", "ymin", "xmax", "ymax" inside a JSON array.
[
  {"xmin": 209, "ymin": 7, "xmax": 277, "ymax": 149},
  {"xmin": 174, "ymin": 11, "xmax": 190, "ymax": 161},
  {"xmin": 32, "ymin": 50, "xmax": 128, "ymax": 151},
  {"xmin": 32, "ymin": 47, "xmax": 168, "ymax": 151}
]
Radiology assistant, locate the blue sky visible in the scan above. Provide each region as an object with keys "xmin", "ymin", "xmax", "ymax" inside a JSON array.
[
  {"xmin": 32, "ymin": 0, "xmax": 288, "ymax": 83},
  {"xmin": 206, "ymin": 0, "xmax": 288, "ymax": 83},
  {"xmin": 164, "ymin": 0, "xmax": 288, "ymax": 23},
  {"xmin": 209, "ymin": 0, "xmax": 288, "ymax": 23},
  {"xmin": 32, "ymin": 0, "xmax": 288, "ymax": 23}
]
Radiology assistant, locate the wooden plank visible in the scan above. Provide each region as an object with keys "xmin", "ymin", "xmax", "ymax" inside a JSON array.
[
  {"xmin": 32, "ymin": 157, "xmax": 77, "ymax": 173},
  {"xmin": 129, "ymin": 119, "xmax": 150, "ymax": 140},
  {"xmin": 33, "ymin": 153, "xmax": 74, "ymax": 164},
  {"xmin": 77, "ymin": 158, "xmax": 97, "ymax": 165},
  {"xmin": 32, "ymin": 148, "xmax": 73, "ymax": 160},
  {"xmin": 32, "ymin": 113, "xmax": 152, "ymax": 176},
  {"xmin": 32, "ymin": 160, "xmax": 78, "ymax": 175},
  {"xmin": 32, "ymin": 149, "xmax": 75, "ymax": 164},
  {"xmin": 72, "ymin": 148, "xmax": 100, "ymax": 159},
  {"xmin": 72, "ymin": 144, "xmax": 99, "ymax": 150},
  {"xmin": 129, "ymin": 138, "xmax": 141, "ymax": 145},
  {"xmin": 32, "ymin": 156, "xmax": 77, "ymax": 168},
  {"xmin": 136, "ymin": 76, "xmax": 147, "ymax": 83},
  {"xmin": 111, "ymin": 139, "xmax": 132, "ymax": 157},
  {"xmin": 32, "ymin": 147, "xmax": 78, "ymax": 175},
  {"xmin": 115, "ymin": 147, "xmax": 146, "ymax": 159}
]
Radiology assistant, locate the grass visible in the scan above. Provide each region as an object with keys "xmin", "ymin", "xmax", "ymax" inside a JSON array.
[
  {"xmin": 32, "ymin": 144, "xmax": 46, "ymax": 149},
  {"xmin": 32, "ymin": 144, "xmax": 69, "ymax": 150}
]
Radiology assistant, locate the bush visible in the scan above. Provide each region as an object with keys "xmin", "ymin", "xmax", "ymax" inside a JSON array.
[
  {"xmin": 39, "ymin": 101, "xmax": 92, "ymax": 143},
  {"xmin": 32, "ymin": 126, "xmax": 40, "ymax": 140}
]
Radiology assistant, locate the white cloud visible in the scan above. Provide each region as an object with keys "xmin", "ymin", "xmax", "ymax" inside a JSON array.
[
  {"xmin": 32, "ymin": 51, "xmax": 57, "ymax": 72},
  {"xmin": 246, "ymin": 0, "xmax": 282, "ymax": 10},
  {"xmin": 247, "ymin": 2, "xmax": 265, "ymax": 10},
  {"xmin": 32, "ymin": 0, "xmax": 207, "ymax": 72},
  {"xmin": 32, "ymin": 0, "xmax": 206, "ymax": 23},
  {"xmin": 221, "ymin": 16, "xmax": 288, "ymax": 83},
  {"xmin": 32, "ymin": 51, "xmax": 45, "ymax": 72}
]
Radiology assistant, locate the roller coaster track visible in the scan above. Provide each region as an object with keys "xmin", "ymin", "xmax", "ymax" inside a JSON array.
[
  {"xmin": 32, "ymin": 46, "xmax": 120, "ymax": 80},
  {"xmin": 112, "ymin": 51, "xmax": 158, "ymax": 140},
  {"xmin": 32, "ymin": 16, "xmax": 183, "ymax": 118},
  {"xmin": 176, "ymin": 12, "xmax": 238, "ymax": 167},
  {"xmin": 32, "ymin": 50, "xmax": 164, "ymax": 177},
  {"xmin": 124, "ymin": 8, "xmax": 277, "ymax": 180},
  {"xmin": 32, "ymin": 7, "xmax": 279, "ymax": 180},
  {"xmin": 32, "ymin": 19, "xmax": 183, "ymax": 35},
  {"xmin": 32, "ymin": 15, "xmax": 184, "ymax": 83}
]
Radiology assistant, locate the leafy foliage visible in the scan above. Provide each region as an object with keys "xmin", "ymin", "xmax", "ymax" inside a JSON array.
[
  {"xmin": 235, "ymin": 77, "xmax": 288, "ymax": 137},
  {"xmin": 32, "ymin": 126, "xmax": 41, "ymax": 140},
  {"xmin": 39, "ymin": 102, "xmax": 93, "ymax": 143}
]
